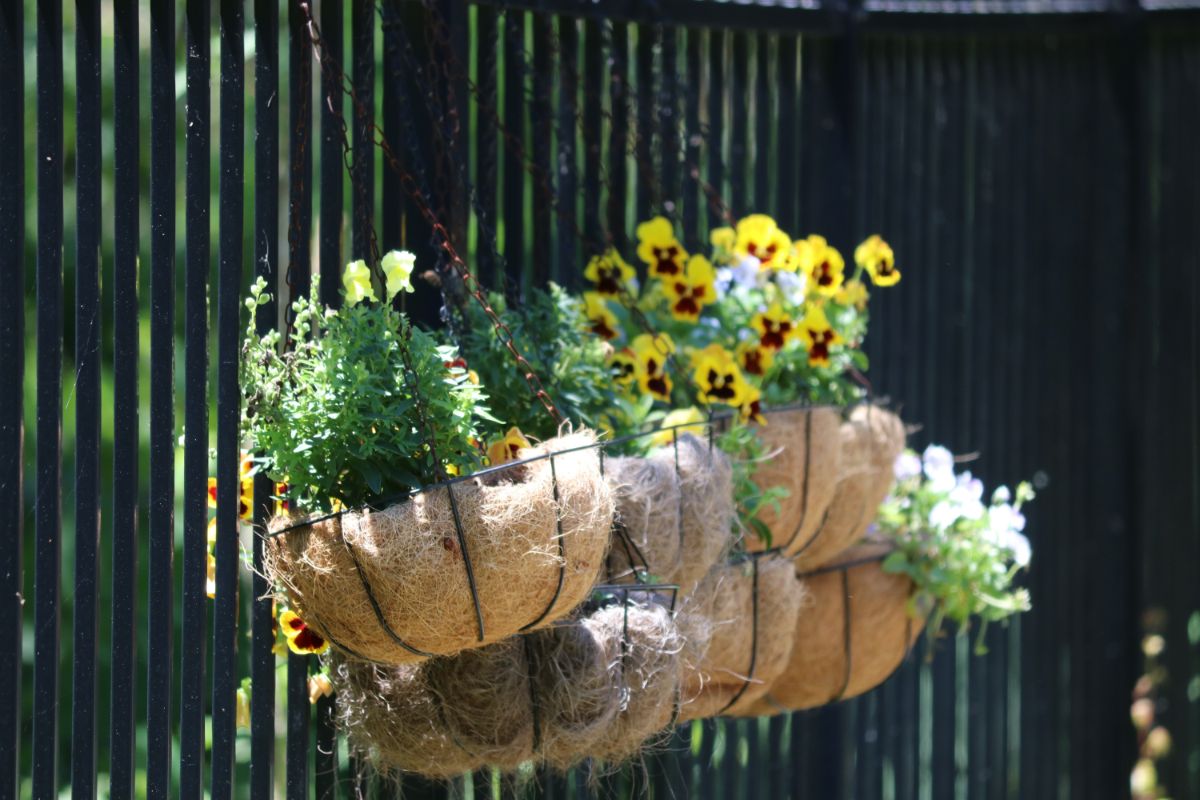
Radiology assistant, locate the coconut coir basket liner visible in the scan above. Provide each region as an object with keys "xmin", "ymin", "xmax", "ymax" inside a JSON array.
[
  {"xmin": 604, "ymin": 433, "xmax": 734, "ymax": 597},
  {"xmin": 733, "ymin": 543, "xmax": 924, "ymax": 717},
  {"xmin": 676, "ymin": 554, "xmax": 805, "ymax": 722},
  {"xmin": 264, "ymin": 431, "xmax": 614, "ymax": 665},
  {"xmin": 331, "ymin": 595, "xmax": 682, "ymax": 778},
  {"xmin": 740, "ymin": 406, "xmax": 842, "ymax": 557},
  {"xmin": 791, "ymin": 405, "xmax": 906, "ymax": 570}
]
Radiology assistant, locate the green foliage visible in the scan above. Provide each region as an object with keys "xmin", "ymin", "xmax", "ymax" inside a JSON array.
[
  {"xmin": 241, "ymin": 278, "xmax": 491, "ymax": 512},
  {"xmin": 457, "ymin": 284, "xmax": 622, "ymax": 441},
  {"xmin": 876, "ymin": 446, "xmax": 1034, "ymax": 655},
  {"xmin": 718, "ymin": 422, "xmax": 788, "ymax": 548}
]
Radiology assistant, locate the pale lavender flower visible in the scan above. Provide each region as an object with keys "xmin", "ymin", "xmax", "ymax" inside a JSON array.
[{"xmin": 893, "ymin": 451, "xmax": 922, "ymax": 481}]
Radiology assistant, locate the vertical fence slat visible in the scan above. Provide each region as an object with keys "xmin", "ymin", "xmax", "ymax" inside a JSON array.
[
  {"xmin": 503, "ymin": 8, "xmax": 526, "ymax": 296},
  {"xmin": 660, "ymin": 26, "xmax": 679, "ymax": 219},
  {"xmin": 777, "ymin": 34, "xmax": 798, "ymax": 231},
  {"xmin": 109, "ymin": 0, "xmax": 139, "ymax": 793},
  {"xmin": 32, "ymin": 0, "xmax": 64, "ymax": 795},
  {"xmin": 582, "ymin": 18, "xmax": 603, "ymax": 251},
  {"xmin": 681, "ymin": 26, "xmax": 700, "ymax": 251},
  {"xmin": 729, "ymin": 33, "xmax": 748, "ymax": 215},
  {"xmin": 607, "ymin": 21, "xmax": 629, "ymax": 252},
  {"xmin": 287, "ymin": 656, "xmax": 310, "ymax": 798},
  {"xmin": 382, "ymin": 8, "xmax": 403, "ymax": 255},
  {"xmin": 0, "ymin": 1, "xmax": 24, "ymax": 795},
  {"xmin": 320, "ymin": 0, "xmax": 345, "ymax": 306},
  {"xmin": 180, "ymin": 0, "xmax": 211, "ymax": 795},
  {"xmin": 70, "ymin": 0, "xmax": 102, "ymax": 795},
  {"xmin": 706, "ymin": 29, "xmax": 725, "ymax": 230},
  {"xmin": 251, "ymin": 0, "xmax": 282, "ymax": 796},
  {"xmin": 148, "ymin": 0, "xmax": 178, "ymax": 792},
  {"xmin": 315, "ymin": 694, "xmax": 339, "ymax": 799},
  {"xmin": 635, "ymin": 22, "xmax": 656, "ymax": 225},
  {"xmin": 556, "ymin": 15, "xmax": 579, "ymax": 288},
  {"xmin": 475, "ymin": 5, "xmax": 500, "ymax": 290},
  {"xmin": 211, "ymin": 0, "xmax": 246, "ymax": 795},
  {"xmin": 532, "ymin": 13, "xmax": 553, "ymax": 285},
  {"xmin": 352, "ymin": 0, "xmax": 375, "ymax": 260}
]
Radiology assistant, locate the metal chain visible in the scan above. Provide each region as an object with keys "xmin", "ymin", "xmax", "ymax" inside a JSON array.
[
  {"xmin": 306, "ymin": 0, "xmax": 566, "ymax": 429},
  {"xmin": 299, "ymin": 0, "xmax": 448, "ymax": 480}
]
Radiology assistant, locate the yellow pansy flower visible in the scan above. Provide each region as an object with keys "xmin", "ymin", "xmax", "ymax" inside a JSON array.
[
  {"xmin": 738, "ymin": 382, "xmax": 766, "ymax": 424},
  {"xmin": 750, "ymin": 303, "xmax": 799, "ymax": 351},
  {"xmin": 584, "ymin": 248, "xmax": 636, "ymax": 297},
  {"xmin": 798, "ymin": 304, "xmax": 844, "ymax": 368},
  {"xmin": 205, "ymin": 551, "xmax": 217, "ymax": 599},
  {"xmin": 836, "ymin": 278, "xmax": 870, "ymax": 310},
  {"xmin": 235, "ymin": 687, "xmax": 251, "ymax": 730},
  {"xmin": 342, "ymin": 259, "xmax": 377, "ymax": 305},
  {"xmin": 663, "ymin": 255, "xmax": 717, "ymax": 323},
  {"xmin": 691, "ymin": 344, "xmax": 749, "ymax": 407},
  {"xmin": 381, "ymin": 249, "xmax": 417, "ymax": 299},
  {"xmin": 582, "ymin": 292, "xmax": 620, "ymax": 340},
  {"xmin": 734, "ymin": 214, "xmax": 792, "ymax": 271},
  {"xmin": 636, "ymin": 217, "xmax": 689, "ymax": 279},
  {"xmin": 795, "ymin": 235, "xmax": 845, "ymax": 297},
  {"xmin": 207, "ymin": 454, "xmax": 255, "ymax": 520},
  {"xmin": 735, "ymin": 341, "xmax": 775, "ymax": 377},
  {"xmin": 279, "ymin": 610, "xmax": 330, "ymax": 655},
  {"xmin": 487, "ymin": 427, "xmax": 532, "ymax": 465},
  {"xmin": 651, "ymin": 407, "xmax": 708, "ymax": 447},
  {"xmin": 710, "ymin": 226, "xmax": 737, "ymax": 265},
  {"xmin": 855, "ymin": 235, "xmax": 900, "ymax": 286},
  {"xmin": 632, "ymin": 333, "xmax": 675, "ymax": 402},
  {"xmin": 610, "ymin": 347, "xmax": 639, "ymax": 388}
]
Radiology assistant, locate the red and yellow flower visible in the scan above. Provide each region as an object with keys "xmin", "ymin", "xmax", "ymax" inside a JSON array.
[
  {"xmin": 582, "ymin": 292, "xmax": 620, "ymax": 340},
  {"xmin": 738, "ymin": 383, "xmax": 766, "ymax": 424},
  {"xmin": 584, "ymin": 248, "xmax": 636, "ymax": 297},
  {"xmin": 690, "ymin": 344, "xmax": 749, "ymax": 407},
  {"xmin": 855, "ymin": 235, "xmax": 900, "ymax": 286},
  {"xmin": 636, "ymin": 217, "xmax": 689, "ymax": 279},
  {"xmin": 735, "ymin": 341, "xmax": 775, "ymax": 377},
  {"xmin": 663, "ymin": 255, "xmax": 717, "ymax": 322},
  {"xmin": 487, "ymin": 427, "xmax": 532, "ymax": 465},
  {"xmin": 734, "ymin": 214, "xmax": 792, "ymax": 271},
  {"xmin": 799, "ymin": 304, "xmax": 844, "ymax": 368},
  {"xmin": 750, "ymin": 303, "xmax": 800, "ymax": 351},
  {"xmin": 631, "ymin": 333, "xmax": 675, "ymax": 402},
  {"xmin": 207, "ymin": 454, "xmax": 256, "ymax": 520},
  {"xmin": 794, "ymin": 235, "xmax": 845, "ymax": 297},
  {"xmin": 279, "ymin": 610, "xmax": 329, "ymax": 655}
]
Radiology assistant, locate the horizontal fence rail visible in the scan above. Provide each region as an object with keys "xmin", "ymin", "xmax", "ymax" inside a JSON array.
[{"xmin": 3, "ymin": 0, "xmax": 1199, "ymax": 798}]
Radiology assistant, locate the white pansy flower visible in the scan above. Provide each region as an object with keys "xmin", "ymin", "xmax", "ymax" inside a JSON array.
[
  {"xmin": 921, "ymin": 444, "xmax": 957, "ymax": 493},
  {"xmin": 893, "ymin": 451, "xmax": 922, "ymax": 481}
]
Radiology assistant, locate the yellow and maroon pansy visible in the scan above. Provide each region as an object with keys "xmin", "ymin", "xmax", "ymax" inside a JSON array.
[
  {"xmin": 691, "ymin": 344, "xmax": 749, "ymax": 407},
  {"xmin": 487, "ymin": 427, "xmax": 532, "ymax": 466},
  {"xmin": 632, "ymin": 333, "xmax": 676, "ymax": 402},
  {"xmin": 610, "ymin": 347, "xmax": 639, "ymax": 387},
  {"xmin": 799, "ymin": 304, "xmax": 844, "ymax": 368},
  {"xmin": 636, "ymin": 216, "xmax": 689, "ymax": 279},
  {"xmin": 735, "ymin": 340, "xmax": 775, "ymax": 377},
  {"xmin": 710, "ymin": 226, "xmax": 737, "ymax": 265},
  {"xmin": 855, "ymin": 234, "xmax": 900, "ymax": 286},
  {"xmin": 750, "ymin": 303, "xmax": 800, "ymax": 351},
  {"xmin": 584, "ymin": 248, "xmax": 636, "ymax": 297},
  {"xmin": 582, "ymin": 292, "xmax": 620, "ymax": 340},
  {"xmin": 734, "ymin": 214, "xmax": 792, "ymax": 271},
  {"xmin": 279, "ymin": 610, "xmax": 330, "ymax": 655},
  {"xmin": 663, "ymin": 255, "xmax": 717, "ymax": 322},
  {"xmin": 795, "ymin": 235, "xmax": 845, "ymax": 297},
  {"xmin": 739, "ymin": 383, "xmax": 766, "ymax": 424}
]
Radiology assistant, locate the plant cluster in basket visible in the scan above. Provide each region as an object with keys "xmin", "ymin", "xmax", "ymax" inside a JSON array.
[{"xmin": 208, "ymin": 203, "xmax": 1036, "ymax": 781}]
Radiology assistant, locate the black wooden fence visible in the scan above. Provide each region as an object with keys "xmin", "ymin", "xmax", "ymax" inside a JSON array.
[{"xmin": 3, "ymin": 0, "xmax": 1199, "ymax": 797}]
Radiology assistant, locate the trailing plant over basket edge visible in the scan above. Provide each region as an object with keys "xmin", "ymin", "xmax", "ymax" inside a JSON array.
[{"xmin": 875, "ymin": 444, "xmax": 1035, "ymax": 655}]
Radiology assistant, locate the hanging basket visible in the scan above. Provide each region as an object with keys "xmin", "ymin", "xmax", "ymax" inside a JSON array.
[
  {"xmin": 331, "ymin": 590, "xmax": 683, "ymax": 778},
  {"xmin": 791, "ymin": 405, "xmax": 906, "ymax": 570},
  {"xmin": 604, "ymin": 432, "xmax": 734, "ymax": 597},
  {"xmin": 677, "ymin": 554, "xmax": 805, "ymax": 721},
  {"xmin": 733, "ymin": 543, "xmax": 924, "ymax": 716},
  {"xmin": 742, "ymin": 406, "xmax": 843, "ymax": 557},
  {"xmin": 263, "ymin": 430, "xmax": 614, "ymax": 665}
]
